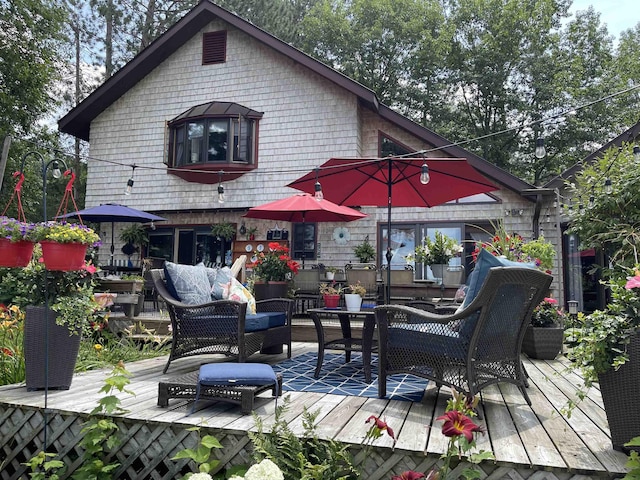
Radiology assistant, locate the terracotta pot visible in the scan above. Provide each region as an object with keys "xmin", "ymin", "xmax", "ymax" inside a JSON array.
[
  {"xmin": 0, "ymin": 239, "xmax": 35, "ymax": 268},
  {"xmin": 253, "ymin": 281, "xmax": 289, "ymax": 301},
  {"xmin": 40, "ymin": 241, "xmax": 87, "ymax": 271},
  {"xmin": 323, "ymin": 294, "xmax": 341, "ymax": 308}
]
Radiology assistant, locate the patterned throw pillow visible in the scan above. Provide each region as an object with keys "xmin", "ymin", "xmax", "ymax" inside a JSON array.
[
  {"xmin": 211, "ymin": 267, "xmax": 233, "ymax": 300},
  {"xmin": 164, "ymin": 262, "xmax": 211, "ymax": 305},
  {"xmin": 222, "ymin": 276, "xmax": 257, "ymax": 314}
]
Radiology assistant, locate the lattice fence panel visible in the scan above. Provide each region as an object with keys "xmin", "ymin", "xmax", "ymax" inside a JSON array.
[{"xmin": 0, "ymin": 405, "xmax": 600, "ymax": 480}]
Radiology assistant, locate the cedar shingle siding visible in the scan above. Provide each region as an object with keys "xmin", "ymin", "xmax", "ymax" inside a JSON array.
[{"xmin": 203, "ymin": 31, "xmax": 226, "ymax": 64}]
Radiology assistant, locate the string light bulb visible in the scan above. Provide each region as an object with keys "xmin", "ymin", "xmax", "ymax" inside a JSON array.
[
  {"xmin": 314, "ymin": 168, "xmax": 323, "ymax": 201},
  {"xmin": 634, "ymin": 145, "xmax": 640, "ymax": 162},
  {"xmin": 535, "ymin": 137, "xmax": 546, "ymax": 159},
  {"xmin": 604, "ymin": 177, "xmax": 612, "ymax": 194},
  {"xmin": 124, "ymin": 165, "xmax": 136, "ymax": 195},
  {"xmin": 217, "ymin": 171, "xmax": 225, "ymax": 203},
  {"xmin": 420, "ymin": 162, "xmax": 430, "ymax": 185}
]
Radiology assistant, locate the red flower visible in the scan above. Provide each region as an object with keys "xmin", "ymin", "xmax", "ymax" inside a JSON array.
[
  {"xmin": 366, "ymin": 415, "xmax": 395, "ymax": 440},
  {"xmin": 1, "ymin": 347, "xmax": 14, "ymax": 357},
  {"xmin": 436, "ymin": 410, "xmax": 484, "ymax": 442},
  {"xmin": 83, "ymin": 263, "xmax": 97, "ymax": 274},
  {"xmin": 392, "ymin": 471, "xmax": 427, "ymax": 480}
]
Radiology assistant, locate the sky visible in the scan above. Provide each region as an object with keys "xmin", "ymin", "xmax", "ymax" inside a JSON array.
[{"xmin": 568, "ymin": 0, "xmax": 639, "ymax": 39}]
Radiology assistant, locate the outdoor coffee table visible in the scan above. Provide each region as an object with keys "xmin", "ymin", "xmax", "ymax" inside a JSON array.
[{"xmin": 307, "ymin": 307, "xmax": 377, "ymax": 382}]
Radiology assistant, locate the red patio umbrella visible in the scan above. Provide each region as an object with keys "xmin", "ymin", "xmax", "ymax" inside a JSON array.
[
  {"xmin": 287, "ymin": 157, "xmax": 498, "ymax": 300},
  {"xmin": 243, "ymin": 192, "xmax": 367, "ymax": 266}
]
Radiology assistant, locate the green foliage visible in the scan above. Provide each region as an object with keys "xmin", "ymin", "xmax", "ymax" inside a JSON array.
[
  {"xmin": 565, "ymin": 269, "xmax": 640, "ymax": 390},
  {"xmin": 119, "ymin": 224, "xmax": 149, "ymax": 247},
  {"xmin": 22, "ymin": 451, "xmax": 65, "ymax": 480},
  {"xmin": 623, "ymin": 437, "xmax": 640, "ymax": 480},
  {"xmin": 353, "ymin": 239, "xmax": 375, "ymax": 263},
  {"xmin": 210, "ymin": 222, "xmax": 236, "ymax": 241},
  {"xmin": 72, "ymin": 361, "xmax": 132, "ymax": 480},
  {"xmin": 250, "ymin": 242, "xmax": 300, "ymax": 282},
  {"xmin": 31, "ymin": 221, "xmax": 100, "ymax": 245},
  {"xmin": 249, "ymin": 396, "xmax": 360, "ymax": 479},
  {"xmin": 0, "ymin": 305, "xmax": 25, "ymax": 385},
  {"xmin": 531, "ymin": 297, "xmax": 567, "ymax": 328},
  {"xmin": 410, "ymin": 231, "xmax": 463, "ymax": 265},
  {"xmin": 171, "ymin": 427, "xmax": 223, "ymax": 475},
  {"xmin": 567, "ymin": 144, "xmax": 640, "ymax": 267}
]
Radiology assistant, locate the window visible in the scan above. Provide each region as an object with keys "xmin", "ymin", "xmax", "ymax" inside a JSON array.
[
  {"xmin": 146, "ymin": 226, "xmax": 232, "ymax": 267},
  {"xmin": 171, "ymin": 117, "xmax": 255, "ymax": 165},
  {"xmin": 167, "ymin": 102, "xmax": 263, "ymax": 183}
]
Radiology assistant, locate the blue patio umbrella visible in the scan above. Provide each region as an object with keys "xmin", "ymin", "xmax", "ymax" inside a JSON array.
[{"xmin": 58, "ymin": 203, "xmax": 166, "ymax": 266}]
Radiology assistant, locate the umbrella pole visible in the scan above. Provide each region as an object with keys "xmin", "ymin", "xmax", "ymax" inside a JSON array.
[
  {"xmin": 385, "ymin": 161, "xmax": 393, "ymax": 304},
  {"xmin": 110, "ymin": 222, "xmax": 115, "ymax": 267},
  {"xmin": 301, "ymin": 213, "xmax": 305, "ymax": 268}
]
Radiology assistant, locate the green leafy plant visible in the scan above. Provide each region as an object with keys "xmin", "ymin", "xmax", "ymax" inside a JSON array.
[
  {"xmin": 353, "ymin": 238, "xmax": 376, "ymax": 263},
  {"xmin": 319, "ymin": 281, "xmax": 345, "ymax": 295},
  {"xmin": 31, "ymin": 221, "xmax": 101, "ymax": 245},
  {"xmin": 409, "ymin": 230, "xmax": 463, "ymax": 265},
  {"xmin": 119, "ymin": 224, "xmax": 148, "ymax": 251},
  {"xmin": 248, "ymin": 396, "xmax": 360, "ymax": 479},
  {"xmin": 472, "ymin": 221, "xmax": 555, "ymax": 272},
  {"xmin": 249, "ymin": 242, "xmax": 300, "ymax": 282},
  {"xmin": 210, "ymin": 222, "xmax": 236, "ymax": 241},
  {"xmin": 622, "ymin": 437, "xmax": 640, "ymax": 480},
  {"xmin": 72, "ymin": 361, "xmax": 133, "ymax": 480},
  {"xmin": 171, "ymin": 427, "xmax": 224, "ymax": 477},
  {"xmin": 0, "ymin": 304, "xmax": 25, "ymax": 385},
  {"xmin": 565, "ymin": 268, "xmax": 640, "ymax": 391},
  {"xmin": 22, "ymin": 451, "xmax": 65, "ymax": 480},
  {"xmin": 531, "ymin": 297, "xmax": 567, "ymax": 327}
]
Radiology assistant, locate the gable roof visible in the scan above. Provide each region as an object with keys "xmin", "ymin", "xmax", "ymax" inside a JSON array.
[
  {"xmin": 58, "ymin": 0, "xmax": 533, "ymax": 195},
  {"xmin": 544, "ymin": 120, "xmax": 640, "ymax": 189}
]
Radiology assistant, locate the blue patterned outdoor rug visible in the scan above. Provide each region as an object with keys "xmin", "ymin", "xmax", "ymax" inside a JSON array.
[{"xmin": 272, "ymin": 352, "xmax": 428, "ymax": 402}]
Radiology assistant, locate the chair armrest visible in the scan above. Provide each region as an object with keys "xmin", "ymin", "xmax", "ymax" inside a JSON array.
[{"xmin": 375, "ymin": 304, "xmax": 469, "ymax": 325}]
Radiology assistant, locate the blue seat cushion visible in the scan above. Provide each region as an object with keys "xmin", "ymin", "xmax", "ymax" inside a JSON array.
[
  {"xmin": 245, "ymin": 312, "xmax": 286, "ymax": 332},
  {"xmin": 461, "ymin": 248, "xmax": 535, "ymax": 309},
  {"xmin": 198, "ymin": 363, "xmax": 277, "ymax": 387}
]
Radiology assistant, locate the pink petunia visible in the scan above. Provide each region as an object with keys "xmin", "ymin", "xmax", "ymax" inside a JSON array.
[{"xmin": 625, "ymin": 275, "xmax": 640, "ymax": 290}]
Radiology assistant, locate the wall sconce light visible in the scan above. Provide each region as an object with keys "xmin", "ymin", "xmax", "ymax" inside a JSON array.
[
  {"xmin": 217, "ymin": 170, "xmax": 225, "ymax": 204},
  {"xmin": 505, "ymin": 208, "xmax": 524, "ymax": 216},
  {"xmin": 124, "ymin": 165, "xmax": 136, "ymax": 195}
]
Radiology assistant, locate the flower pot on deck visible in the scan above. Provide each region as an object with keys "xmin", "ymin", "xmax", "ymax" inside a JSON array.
[
  {"xmin": 598, "ymin": 331, "xmax": 640, "ymax": 452},
  {"xmin": 344, "ymin": 293, "xmax": 362, "ymax": 312},
  {"xmin": 522, "ymin": 325, "xmax": 563, "ymax": 360},
  {"xmin": 253, "ymin": 281, "xmax": 289, "ymax": 301},
  {"xmin": 24, "ymin": 306, "xmax": 81, "ymax": 391},
  {"xmin": 323, "ymin": 294, "xmax": 341, "ymax": 309}
]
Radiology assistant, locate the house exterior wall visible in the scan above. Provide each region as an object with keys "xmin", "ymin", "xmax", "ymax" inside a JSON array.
[{"xmin": 82, "ymin": 16, "xmax": 563, "ymax": 300}]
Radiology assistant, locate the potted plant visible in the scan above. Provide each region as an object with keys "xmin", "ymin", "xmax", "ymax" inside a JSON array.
[
  {"xmin": 249, "ymin": 241, "xmax": 299, "ymax": 300},
  {"xmin": 353, "ymin": 238, "xmax": 376, "ymax": 263},
  {"xmin": 210, "ymin": 222, "xmax": 236, "ymax": 241},
  {"xmin": 565, "ymin": 269, "xmax": 640, "ymax": 451},
  {"xmin": 0, "ymin": 216, "xmax": 37, "ymax": 268},
  {"xmin": 246, "ymin": 226, "xmax": 258, "ymax": 241},
  {"xmin": 0, "ymin": 245, "xmax": 105, "ymax": 390},
  {"xmin": 409, "ymin": 231, "xmax": 463, "ymax": 283},
  {"xmin": 119, "ymin": 224, "xmax": 149, "ymax": 264},
  {"xmin": 319, "ymin": 281, "xmax": 344, "ymax": 308},
  {"xmin": 522, "ymin": 297, "xmax": 566, "ymax": 360},
  {"xmin": 324, "ymin": 266, "xmax": 339, "ymax": 281},
  {"xmin": 345, "ymin": 281, "xmax": 366, "ymax": 312},
  {"xmin": 31, "ymin": 221, "xmax": 101, "ymax": 271}
]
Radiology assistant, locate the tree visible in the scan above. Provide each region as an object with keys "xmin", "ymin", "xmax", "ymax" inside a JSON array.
[{"xmin": 0, "ymin": 0, "xmax": 66, "ymax": 139}]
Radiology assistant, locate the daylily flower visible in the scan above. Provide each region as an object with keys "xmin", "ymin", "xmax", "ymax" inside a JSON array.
[
  {"xmin": 365, "ymin": 415, "xmax": 395, "ymax": 440},
  {"xmin": 436, "ymin": 410, "xmax": 484, "ymax": 442},
  {"xmin": 391, "ymin": 471, "xmax": 428, "ymax": 480}
]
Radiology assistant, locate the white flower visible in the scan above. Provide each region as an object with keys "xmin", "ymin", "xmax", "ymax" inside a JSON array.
[
  {"xmin": 228, "ymin": 476, "xmax": 244, "ymax": 480},
  {"xmin": 189, "ymin": 474, "xmax": 213, "ymax": 480},
  {"xmin": 244, "ymin": 458, "xmax": 284, "ymax": 480}
]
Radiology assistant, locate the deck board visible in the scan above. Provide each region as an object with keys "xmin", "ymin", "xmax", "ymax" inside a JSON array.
[{"xmin": 0, "ymin": 341, "xmax": 630, "ymax": 478}]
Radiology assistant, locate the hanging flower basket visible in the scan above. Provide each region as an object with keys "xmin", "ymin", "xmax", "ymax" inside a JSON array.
[
  {"xmin": 0, "ymin": 238, "xmax": 35, "ymax": 268},
  {"xmin": 40, "ymin": 241, "xmax": 88, "ymax": 271}
]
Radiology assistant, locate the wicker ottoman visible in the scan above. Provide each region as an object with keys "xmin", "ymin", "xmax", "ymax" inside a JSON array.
[{"xmin": 158, "ymin": 365, "xmax": 282, "ymax": 414}]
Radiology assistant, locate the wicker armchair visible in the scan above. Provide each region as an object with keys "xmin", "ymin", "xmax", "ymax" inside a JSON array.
[
  {"xmin": 375, "ymin": 266, "xmax": 552, "ymax": 404},
  {"xmin": 151, "ymin": 269, "xmax": 293, "ymax": 373}
]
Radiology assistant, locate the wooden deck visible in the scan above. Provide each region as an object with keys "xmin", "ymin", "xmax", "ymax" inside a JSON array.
[{"xmin": 0, "ymin": 341, "xmax": 630, "ymax": 479}]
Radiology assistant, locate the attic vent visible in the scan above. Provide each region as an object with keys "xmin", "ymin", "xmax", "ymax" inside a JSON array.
[{"xmin": 202, "ymin": 31, "xmax": 227, "ymax": 65}]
